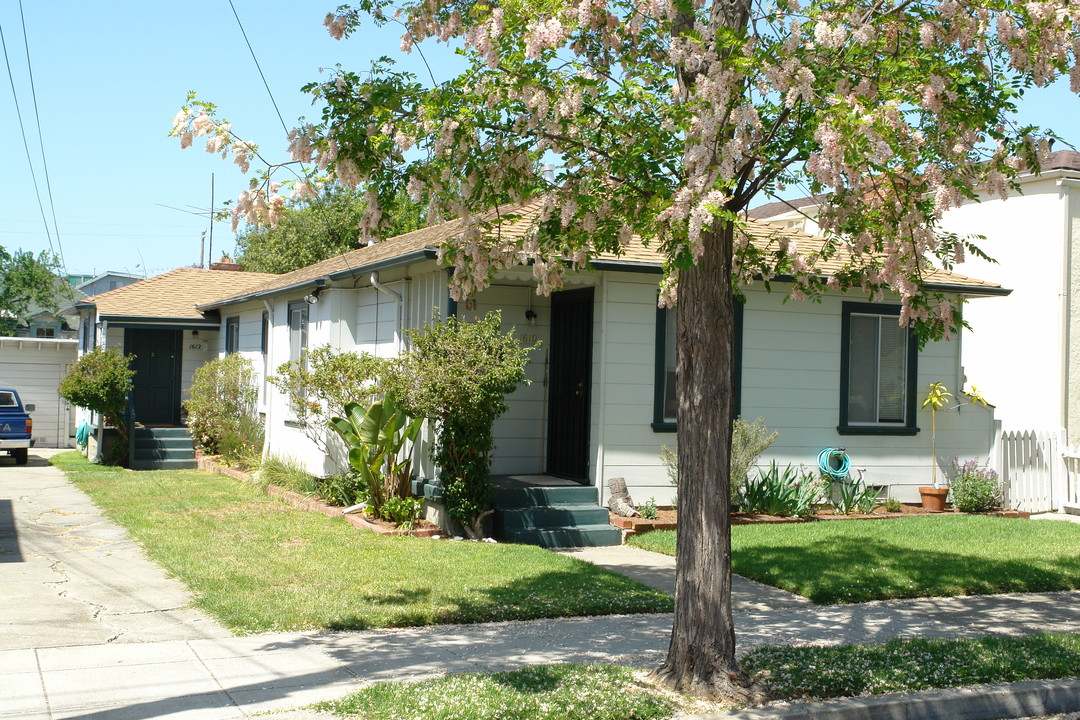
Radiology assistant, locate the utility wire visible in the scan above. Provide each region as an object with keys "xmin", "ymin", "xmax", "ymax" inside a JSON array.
[
  {"xmin": 228, "ymin": 0, "xmax": 289, "ymax": 135},
  {"xmin": 18, "ymin": 0, "xmax": 67, "ymax": 274},
  {"xmin": 0, "ymin": 22, "xmax": 56, "ymax": 261}
]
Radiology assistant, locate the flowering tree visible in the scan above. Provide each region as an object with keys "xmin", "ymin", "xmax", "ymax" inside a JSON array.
[{"xmin": 173, "ymin": 0, "xmax": 1080, "ymax": 701}]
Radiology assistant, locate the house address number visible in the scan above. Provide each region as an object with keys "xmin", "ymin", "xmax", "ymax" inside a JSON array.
[{"xmin": 188, "ymin": 342, "xmax": 204, "ymax": 351}]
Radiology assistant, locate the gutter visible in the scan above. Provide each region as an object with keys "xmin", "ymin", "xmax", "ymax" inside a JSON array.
[
  {"xmin": 196, "ymin": 249, "xmax": 438, "ymax": 311},
  {"xmin": 370, "ymin": 272, "xmax": 405, "ymax": 354}
]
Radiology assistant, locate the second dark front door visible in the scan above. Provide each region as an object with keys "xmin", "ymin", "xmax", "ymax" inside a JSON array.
[
  {"xmin": 125, "ymin": 329, "xmax": 182, "ymax": 425},
  {"xmin": 546, "ymin": 287, "xmax": 594, "ymax": 481}
]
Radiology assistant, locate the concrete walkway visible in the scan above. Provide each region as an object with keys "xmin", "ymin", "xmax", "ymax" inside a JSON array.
[{"xmin": 3, "ymin": 452, "xmax": 1079, "ymax": 719}]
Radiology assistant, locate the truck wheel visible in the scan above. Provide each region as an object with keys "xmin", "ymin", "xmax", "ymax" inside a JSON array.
[{"xmin": 13, "ymin": 449, "xmax": 28, "ymax": 465}]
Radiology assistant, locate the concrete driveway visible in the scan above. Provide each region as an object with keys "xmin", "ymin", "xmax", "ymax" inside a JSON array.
[{"xmin": 0, "ymin": 449, "xmax": 228, "ymax": 650}]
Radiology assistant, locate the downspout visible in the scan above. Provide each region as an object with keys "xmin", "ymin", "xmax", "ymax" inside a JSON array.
[
  {"xmin": 92, "ymin": 319, "xmax": 107, "ymax": 462},
  {"xmin": 1058, "ymin": 178, "xmax": 1076, "ymax": 436},
  {"xmin": 261, "ymin": 299, "xmax": 275, "ymax": 457},
  {"xmin": 595, "ymin": 276, "xmax": 609, "ymax": 507},
  {"xmin": 370, "ymin": 272, "xmax": 403, "ymax": 354}
]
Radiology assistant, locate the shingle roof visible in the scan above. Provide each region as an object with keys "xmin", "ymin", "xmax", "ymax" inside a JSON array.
[
  {"xmin": 746, "ymin": 194, "xmax": 826, "ymax": 220},
  {"xmin": 205, "ymin": 199, "xmax": 1003, "ymax": 306},
  {"xmin": 81, "ymin": 267, "xmax": 278, "ymax": 319}
]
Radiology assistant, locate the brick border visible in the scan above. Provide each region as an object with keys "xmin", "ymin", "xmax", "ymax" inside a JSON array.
[{"xmin": 195, "ymin": 451, "xmax": 440, "ymax": 538}]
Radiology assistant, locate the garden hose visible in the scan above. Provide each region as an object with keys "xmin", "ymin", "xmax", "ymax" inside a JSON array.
[{"xmin": 818, "ymin": 448, "xmax": 850, "ymax": 480}]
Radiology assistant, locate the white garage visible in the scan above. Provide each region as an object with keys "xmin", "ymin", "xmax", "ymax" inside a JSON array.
[{"xmin": 0, "ymin": 338, "xmax": 77, "ymax": 449}]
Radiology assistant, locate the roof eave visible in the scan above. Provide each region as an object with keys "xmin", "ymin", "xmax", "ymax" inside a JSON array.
[
  {"xmin": 197, "ymin": 248, "xmax": 439, "ymax": 310},
  {"xmin": 923, "ymin": 282, "xmax": 1012, "ymax": 298}
]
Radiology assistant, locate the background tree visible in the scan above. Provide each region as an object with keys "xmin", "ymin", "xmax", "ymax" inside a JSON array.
[
  {"xmin": 0, "ymin": 247, "xmax": 63, "ymax": 336},
  {"xmin": 173, "ymin": 0, "xmax": 1080, "ymax": 701},
  {"xmin": 234, "ymin": 186, "xmax": 423, "ymax": 273}
]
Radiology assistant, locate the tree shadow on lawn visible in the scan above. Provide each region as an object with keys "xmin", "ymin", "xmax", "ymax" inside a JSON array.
[
  {"xmin": 736, "ymin": 537, "xmax": 1080, "ymax": 604},
  {"xmin": 326, "ymin": 564, "xmax": 673, "ymax": 631}
]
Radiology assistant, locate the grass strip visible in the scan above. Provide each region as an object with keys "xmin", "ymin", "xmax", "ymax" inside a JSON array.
[
  {"xmin": 315, "ymin": 635, "xmax": 1080, "ymax": 718},
  {"xmin": 744, "ymin": 633, "xmax": 1080, "ymax": 700},
  {"xmin": 315, "ymin": 664, "xmax": 676, "ymax": 720},
  {"xmin": 627, "ymin": 516, "xmax": 1080, "ymax": 603},
  {"xmin": 50, "ymin": 452, "xmax": 671, "ymax": 633}
]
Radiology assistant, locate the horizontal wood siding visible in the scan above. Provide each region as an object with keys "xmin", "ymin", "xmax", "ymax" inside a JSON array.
[{"xmin": 592, "ymin": 281, "xmax": 996, "ymax": 506}]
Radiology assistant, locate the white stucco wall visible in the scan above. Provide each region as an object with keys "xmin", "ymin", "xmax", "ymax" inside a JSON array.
[
  {"xmin": 0, "ymin": 337, "xmax": 78, "ymax": 448},
  {"xmin": 942, "ymin": 177, "xmax": 1068, "ymax": 432}
]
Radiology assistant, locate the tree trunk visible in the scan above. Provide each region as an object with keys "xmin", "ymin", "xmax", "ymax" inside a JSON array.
[{"xmin": 651, "ymin": 219, "xmax": 760, "ymax": 702}]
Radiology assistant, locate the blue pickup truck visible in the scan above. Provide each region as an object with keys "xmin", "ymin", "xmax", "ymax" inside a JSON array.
[{"xmin": 0, "ymin": 388, "xmax": 32, "ymax": 465}]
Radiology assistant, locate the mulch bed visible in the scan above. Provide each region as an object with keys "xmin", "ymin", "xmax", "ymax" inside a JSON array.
[
  {"xmin": 610, "ymin": 504, "xmax": 1029, "ymax": 537},
  {"xmin": 195, "ymin": 451, "xmax": 441, "ymax": 538}
]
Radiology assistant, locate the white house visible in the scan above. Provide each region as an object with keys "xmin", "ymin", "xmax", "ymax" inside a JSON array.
[
  {"xmin": 749, "ymin": 151, "xmax": 1080, "ymax": 442},
  {"xmin": 195, "ymin": 209, "xmax": 1003, "ymax": 517}
]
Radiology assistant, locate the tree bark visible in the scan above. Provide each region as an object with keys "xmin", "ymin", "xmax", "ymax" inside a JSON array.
[{"xmin": 651, "ymin": 219, "xmax": 761, "ymax": 702}]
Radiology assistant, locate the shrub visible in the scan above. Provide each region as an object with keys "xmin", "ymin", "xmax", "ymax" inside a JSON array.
[
  {"xmin": 328, "ymin": 393, "xmax": 423, "ymax": 517},
  {"xmin": 662, "ymin": 417, "xmax": 779, "ymax": 507},
  {"xmin": 831, "ymin": 478, "xmax": 883, "ymax": 515},
  {"xmin": 391, "ymin": 311, "xmax": 535, "ymax": 538},
  {"xmin": 884, "ymin": 497, "xmax": 903, "ymax": 513},
  {"xmin": 740, "ymin": 462, "xmax": 826, "ymax": 517},
  {"xmin": 950, "ymin": 457, "xmax": 1002, "ymax": 512},
  {"xmin": 639, "ymin": 497, "xmax": 659, "ymax": 520},
  {"xmin": 317, "ymin": 471, "xmax": 369, "ymax": 507},
  {"xmin": 380, "ymin": 496, "xmax": 423, "ymax": 530},
  {"xmin": 58, "ymin": 346, "xmax": 135, "ymax": 465},
  {"xmin": 184, "ymin": 354, "xmax": 262, "ymax": 465},
  {"xmin": 269, "ymin": 346, "xmax": 389, "ymax": 472}
]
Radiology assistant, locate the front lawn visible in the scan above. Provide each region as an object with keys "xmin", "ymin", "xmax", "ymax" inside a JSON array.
[
  {"xmin": 51, "ymin": 452, "xmax": 672, "ymax": 632},
  {"xmin": 627, "ymin": 515, "xmax": 1080, "ymax": 603}
]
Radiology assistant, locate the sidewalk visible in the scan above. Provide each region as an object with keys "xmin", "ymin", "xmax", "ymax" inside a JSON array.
[{"xmin": 3, "ymin": 453, "xmax": 1078, "ymax": 719}]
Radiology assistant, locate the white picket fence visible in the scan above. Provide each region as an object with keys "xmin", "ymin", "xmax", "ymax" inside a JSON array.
[{"xmin": 997, "ymin": 428, "xmax": 1080, "ymax": 514}]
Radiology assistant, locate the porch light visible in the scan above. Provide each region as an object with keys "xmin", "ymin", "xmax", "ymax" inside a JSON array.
[{"xmin": 304, "ymin": 287, "xmax": 323, "ymax": 305}]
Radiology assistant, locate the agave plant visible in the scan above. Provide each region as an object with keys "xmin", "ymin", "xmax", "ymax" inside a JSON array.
[{"xmin": 328, "ymin": 392, "xmax": 424, "ymax": 518}]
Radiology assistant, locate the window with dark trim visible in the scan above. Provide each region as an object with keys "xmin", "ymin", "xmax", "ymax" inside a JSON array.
[
  {"xmin": 288, "ymin": 302, "xmax": 308, "ymax": 361},
  {"xmin": 653, "ymin": 300, "xmax": 743, "ymax": 432},
  {"xmin": 225, "ymin": 316, "xmax": 240, "ymax": 354},
  {"xmin": 260, "ymin": 311, "xmax": 270, "ymax": 402},
  {"xmin": 838, "ymin": 302, "xmax": 919, "ymax": 435}
]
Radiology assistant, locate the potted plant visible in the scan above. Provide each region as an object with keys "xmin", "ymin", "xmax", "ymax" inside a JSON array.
[{"xmin": 919, "ymin": 382, "xmax": 988, "ymax": 512}]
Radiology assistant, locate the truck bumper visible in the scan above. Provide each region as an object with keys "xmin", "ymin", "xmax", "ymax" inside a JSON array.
[{"xmin": 0, "ymin": 440, "xmax": 31, "ymax": 450}]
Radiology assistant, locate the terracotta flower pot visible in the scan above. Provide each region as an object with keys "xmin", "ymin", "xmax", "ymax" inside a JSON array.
[{"xmin": 918, "ymin": 486, "xmax": 949, "ymax": 512}]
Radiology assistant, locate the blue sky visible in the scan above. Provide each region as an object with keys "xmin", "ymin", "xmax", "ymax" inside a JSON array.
[{"xmin": 3, "ymin": 2, "xmax": 1079, "ymax": 279}]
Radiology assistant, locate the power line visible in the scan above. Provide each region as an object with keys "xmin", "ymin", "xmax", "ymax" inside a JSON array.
[
  {"xmin": 0, "ymin": 21, "xmax": 55, "ymax": 260},
  {"xmin": 227, "ymin": 0, "xmax": 289, "ymax": 135},
  {"xmin": 18, "ymin": 0, "xmax": 67, "ymax": 274}
]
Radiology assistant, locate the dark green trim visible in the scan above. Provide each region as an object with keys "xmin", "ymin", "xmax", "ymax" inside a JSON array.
[
  {"xmin": 653, "ymin": 298, "xmax": 742, "ymax": 432},
  {"xmin": 838, "ymin": 302, "xmax": 919, "ymax": 435},
  {"xmin": 107, "ymin": 321, "xmax": 218, "ymax": 331},
  {"xmin": 100, "ymin": 315, "xmax": 220, "ymax": 328},
  {"xmin": 838, "ymin": 425, "xmax": 921, "ymax": 436},
  {"xmin": 446, "ymin": 268, "xmax": 458, "ymax": 317},
  {"xmin": 589, "ymin": 260, "xmax": 663, "ymax": 274}
]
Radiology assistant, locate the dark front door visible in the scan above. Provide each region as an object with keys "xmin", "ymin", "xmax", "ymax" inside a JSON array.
[
  {"xmin": 546, "ymin": 287, "xmax": 594, "ymax": 481},
  {"xmin": 125, "ymin": 329, "xmax": 182, "ymax": 425}
]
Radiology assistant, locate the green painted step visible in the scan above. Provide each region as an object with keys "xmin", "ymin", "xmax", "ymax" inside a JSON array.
[
  {"xmin": 493, "ymin": 485, "xmax": 598, "ymax": 508},
  {"xmin": 495, "ymin": 504, "xmax": 610, "ymax": 532},
  {"xmin": 135, "ymin": 447, "xmax": 195, "ymax": 461},
  {"xmin": 499, "ymin": 524, "xmax": 623, "ymax": 548},
  {"xmin": 131, "ymin": 458, "xmax": 197, "ymax": 471}
]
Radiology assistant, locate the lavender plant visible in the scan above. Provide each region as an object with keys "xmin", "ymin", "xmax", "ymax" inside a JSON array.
[{"xmin": 949, "ymin": 458, "xmax": 1002, "ymax": 513}]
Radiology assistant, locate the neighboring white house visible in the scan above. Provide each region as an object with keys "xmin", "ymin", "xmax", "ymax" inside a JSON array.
[
  {"xmin": 749, "ymin": 150, "xmax": 1080, "ymax": 445},
  {"xmin": 0, "ymin": 337, "xmax": 78, "ymax": 448},
  {"xmin": 192, "ymin": 208, "xmax": 1004, "ymax": 508}
]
